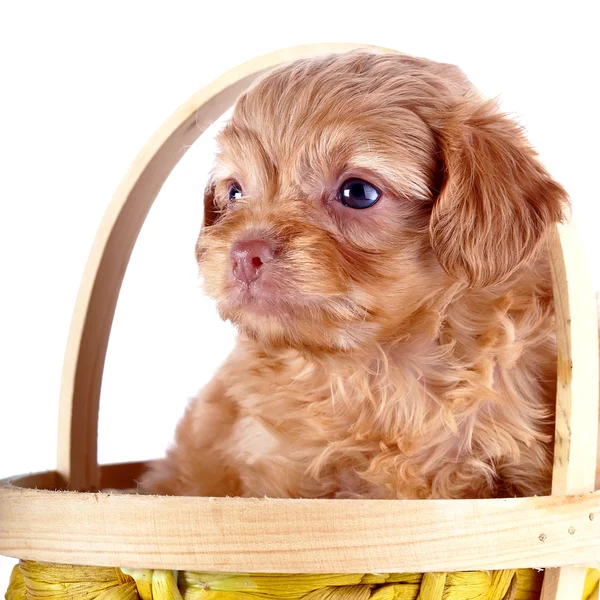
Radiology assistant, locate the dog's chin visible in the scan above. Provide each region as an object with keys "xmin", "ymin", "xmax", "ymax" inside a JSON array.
[
  {"xmin": 216, "ymin": 285, "xmax": 370, "ymax": 353},
  {"xmin": 219, "ymin": 279, "xmax": 297, "ymax": 318},
  {"xmin": 218, "ymin": 295, "xmax": 316, "ymax": 349}
]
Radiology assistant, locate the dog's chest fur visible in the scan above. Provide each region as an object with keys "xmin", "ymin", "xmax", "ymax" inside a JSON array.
[{"xmin": 218, "ymin": 286, "xmax": 556, "ymax": 500}]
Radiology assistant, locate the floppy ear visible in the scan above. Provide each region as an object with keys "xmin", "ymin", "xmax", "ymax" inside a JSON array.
[
  {"xmin": 429, "ymin": 99, "xmax": 568, "ymax": 287},
  {"xmin": 195, "ymin": 180, "xmax": 220, "ymax": 264},
  {"xmin": 202, "ymin": 180, "xmax": 219, "ymax": 228}
]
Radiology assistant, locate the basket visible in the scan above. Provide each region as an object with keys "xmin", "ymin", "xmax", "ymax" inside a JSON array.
[{"xmin": 1, "ymin": 43, "xmax": 599, "ymax": 600}]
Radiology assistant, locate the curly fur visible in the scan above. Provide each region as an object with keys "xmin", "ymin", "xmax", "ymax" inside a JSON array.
[{"xmin": 143, "ymin": 51, "xmax": 597, "ymax": 500}]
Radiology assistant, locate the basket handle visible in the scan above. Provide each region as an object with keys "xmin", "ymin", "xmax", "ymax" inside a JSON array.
[
  {"xmin": 55, "ymin": 42, "xmax": 599, "ymax": 599},
  {"xmin": 56, "ymin": 45, "xmax": 598, "ymax": 510},
  {"xmin": 56, "ymin": 42, "xmax": 398, "ymax": 492},
  {"xmin": 541, "ymin": 222, "xmax": 599, "ymax": 600}
]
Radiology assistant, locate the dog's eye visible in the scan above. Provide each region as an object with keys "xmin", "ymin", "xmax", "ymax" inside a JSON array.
[
  {"xmin": 339, "ymin": 178, "xmax": 381, "ymax": 209},
  {"xmin": 227, "ymin": 182, "xmax": 243, "ymax": 202}
]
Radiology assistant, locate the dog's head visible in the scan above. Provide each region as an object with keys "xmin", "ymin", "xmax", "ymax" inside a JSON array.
[{"xmin": 196, "ymin": 52, "xmax": 566, "ymax": 352}]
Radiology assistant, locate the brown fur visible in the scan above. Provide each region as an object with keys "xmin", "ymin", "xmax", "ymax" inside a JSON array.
[{"xmin": 143, "ymin": 51, "xmax": 592, "ymax": 500}]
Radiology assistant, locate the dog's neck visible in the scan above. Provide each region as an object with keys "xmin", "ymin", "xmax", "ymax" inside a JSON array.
[{"xmin": 227, "ymin": 251, "xmax": 556, "ymax": 500}]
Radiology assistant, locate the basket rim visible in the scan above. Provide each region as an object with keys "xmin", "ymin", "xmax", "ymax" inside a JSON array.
[{"xmin": 1, "ymin": 461, "xmax": 599, "ymax": 573}]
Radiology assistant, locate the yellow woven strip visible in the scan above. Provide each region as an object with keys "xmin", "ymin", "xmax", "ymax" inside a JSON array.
[
  {"xmin": 369, "ymin": 583, "xmax": 420, "ymax": 600},
  {"xmin": 151, "ymin": 570, "xmax": 182, "ymax": 600},
  {"xmin": 513, "ymin": 570, "xmax": 543, "ymax": 600},
  {"xmin": 371, "ymin": 576, "xmax": 423, "ymax": 585},
  {"xmin": 360, "ymin": 575, "xmax": 418, "ymax": 585},
  {"xmin": 486, "ymin": 570, "xmax": 517, "ymax": 600},
  {"xmin": 6, "ymin": 565, "xmax": 26, "ymax": 600},
  {"xmin": 302, "ymin": 585, "xmax": 374, "ymax": 600},
  {"xmin": 357, "ymin": 576, "xmax": 389, "ymax": 585},
  {"xmin": 445, "ymin": 570, "xmax": 491, "ymax": 598},
  {"xmin": 95, "ymin": 582, "xmax": 139, "ymax": 600},
  {"xmin": 583, "ymin": 568, "xmax": 600, "ymax": 600},
  {"xmin": 121, "ymin": 569, "xmax": 154, "ymax": 600},
  {"xmin": 415, "ymin": 573, "xmax": 446, "ymax": 599},
  {"xmin": 182, "ymin": 573, "xmax": 366, "ymax": 597},
  {"xmin": 19, "ymin": 561, "xmax": 121, "ymax": 584},
  {"xmin": 16, "ymin": 561, "xmax": 141, "ymax": 599},
  {"xmin": 184, "ymin": 589, "xmax": 377, "ymax": 600},
  {"xmin": 185, "ymin": 591, "xmax": 276, "ymax": 600}
]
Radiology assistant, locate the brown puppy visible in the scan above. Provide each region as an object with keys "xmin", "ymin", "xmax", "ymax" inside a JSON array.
[{"xmin": 144, "ymin": 51, "xmax": 573, "ymax": 500}]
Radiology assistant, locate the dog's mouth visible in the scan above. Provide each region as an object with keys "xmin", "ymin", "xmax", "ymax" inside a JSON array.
[
  {"xmin": 224, "ymin": 271, "xmax": 336, "ymax": 321},
  {"xmin": 212, "ymin": 253, "xmax": 287, "ymax": 312},
  {"xmin": 219, "ymin": 278, "xmax": 381, "ymax": 352},
  {"xmin": 219, "ymin": 273, "xmax": 362, "ymax": 324},
  {"xmin": 225, "ymin": 277, "xmax": 292, "ymax": 315}
]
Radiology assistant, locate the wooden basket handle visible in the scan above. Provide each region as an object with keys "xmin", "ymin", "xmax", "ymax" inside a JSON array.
[
  {"xmin": 56, "ymin": 43, "xmax": 399, "ymax": 492},
  {"xmin": 541, "ymin": 222, "xmax": 599, "ymax": 599},
  {"xmin": 56, "ymin": 42, "xmax": 598, "ymax": 528}
]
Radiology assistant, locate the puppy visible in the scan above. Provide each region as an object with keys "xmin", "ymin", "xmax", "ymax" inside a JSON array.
[{"xmin": 143, "ymin": 51, "xmax": 578, "ymax": 500}]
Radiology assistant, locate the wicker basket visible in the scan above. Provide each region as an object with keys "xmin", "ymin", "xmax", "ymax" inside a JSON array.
[{"xmin": 1, "ymin": 43, "xmax": 599, "ymax": 600}]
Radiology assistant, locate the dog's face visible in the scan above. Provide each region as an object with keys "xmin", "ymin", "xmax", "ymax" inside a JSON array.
[{"xmin": 196, "ymin": 52, "xmax": 566, "ymax": 352}]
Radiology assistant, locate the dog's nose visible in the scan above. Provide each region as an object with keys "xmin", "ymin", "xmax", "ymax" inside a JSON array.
[{"xmin": 229, "ymin": 239, "xmax": 275, "ymax": 284}]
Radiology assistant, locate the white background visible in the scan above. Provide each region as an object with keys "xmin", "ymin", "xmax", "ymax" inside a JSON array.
[{"xmin": 0, "ymin": 0, "xmax": 598, "ymax": 589}]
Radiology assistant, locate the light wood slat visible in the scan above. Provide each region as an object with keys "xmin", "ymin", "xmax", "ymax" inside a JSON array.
[
  {"xmin": 1, "ymin": 470, "xmax": 63, "ymax": 491},
  {"xmin": 0, "ymin": 474, "xmax": 599, "ymax": 573},
  {"xmin": 541, "ymin": 223, "xmax": 600, "ymax": 600},
  {"xmin": 56, "ymin": 42, "xmax": 398, "ymax": 491},
  {"xmin": 1, "ymin": 462, "xmax": 145, "ymax": 491},
  {"xmin": 547, "ymin": 223, "xmax": 599, "ymax": 497}
]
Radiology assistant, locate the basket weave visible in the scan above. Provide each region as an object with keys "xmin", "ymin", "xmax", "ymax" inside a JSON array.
[
  {"xmin": 1, "ymin": 563, "xmax": 546, "ymax": 600},
  {"xmin": 6, "ymin": 563, "xmax": 600, "ymax": 600}
]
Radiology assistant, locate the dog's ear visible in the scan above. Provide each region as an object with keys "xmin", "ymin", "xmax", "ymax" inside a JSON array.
[
  {"xmin": 195, "ymin": 180, "xmax": 220, "ymax": 264},
  {"xmin": 429, "ymin": 99, "xmax": 567, "ymax": 287},
  {"xmin": 202, "ymin": 179, "xmax": 219, "ymax": 228}
]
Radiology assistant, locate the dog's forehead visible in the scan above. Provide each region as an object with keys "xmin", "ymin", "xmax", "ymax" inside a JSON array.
[
  {"xmin": 230, "ymin": 52, "xmax": 470, "ymax": 127},
  {"xmin": 215, "ymin": 114, "xmax": 437, "ymax": 203},
  {"xmin": 213, "ymin": 52, "xmax": 470, "ymax": 196}
]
